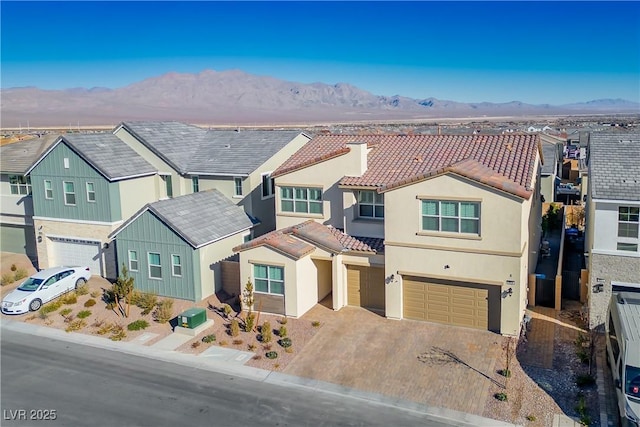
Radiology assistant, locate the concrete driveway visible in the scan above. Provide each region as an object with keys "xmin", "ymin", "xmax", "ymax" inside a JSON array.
[{"xmin": 287, "ymin": 304, "xmax": 506, "ymax": 416}]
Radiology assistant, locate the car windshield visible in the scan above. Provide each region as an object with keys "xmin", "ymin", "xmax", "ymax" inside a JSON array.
[
  {"xmin": 626, "ymin": 365, "xmax": 640, "ymax": 398},
  {"xmin": 17, "ymin": 277, "xmax": 43, "ymax": 292}
]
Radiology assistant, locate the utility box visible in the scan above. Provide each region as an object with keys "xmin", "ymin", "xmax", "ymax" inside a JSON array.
[{"xmin": 178, "ymin": 308, "xmax": 207, "ymax": 329}]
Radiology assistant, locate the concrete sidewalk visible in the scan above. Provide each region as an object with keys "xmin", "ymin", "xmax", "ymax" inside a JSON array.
[{"xmin": 1, "ymin": 318, "xmax": 520, "ymax": 427}]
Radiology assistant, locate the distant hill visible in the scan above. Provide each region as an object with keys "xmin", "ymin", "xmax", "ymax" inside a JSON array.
[{"xmin": 1, "ymin": 69, "xmax": 638, "ymax": 127}]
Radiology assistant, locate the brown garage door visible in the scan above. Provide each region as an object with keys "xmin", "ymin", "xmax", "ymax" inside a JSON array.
[
  {"xmin": 403, "ymin": 277, "xmax": 488, "ymax": 330},
  {"xmin": 347, "ymin": 265, "xmax": 385, "ymax": 312}
]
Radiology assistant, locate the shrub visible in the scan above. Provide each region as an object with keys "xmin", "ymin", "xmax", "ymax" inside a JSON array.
[
  {"xmin": 285, "ymin": 347, "xmax": 294, "ymax": 354},
  {"xmin": 279, "ymin": 317, "xmax": 288, "ymax": 325},
  {"xmin": 260, "ymin": 321, "xmax": 272, "ymax": 343},
  {"xmin": 135, "ymin": 292, "xmax": 158, "ymax": 315},
  {"xmin": 1, "ymin": 273, "xmax": 14, "ymax": 286},
  {"xmin": 84, "ymin": 298, "xmax": 96, "ymax": 308},
  {"xmin": 40, "ymin": 300, "xmax": 63, "ymax": 314},
  {"xmin": 127, "ymin": 319, "xmax": 149, "ymax": 331},
  {"xmin": 38, "ymin": 311, "xmax": 48, "ymax": 320},
  {"xmin": 252, "ymin": 355, "xmax": 262, "ymax": 360},
  {"xmin": 577, "ymin": 349, "xmax": 590, "ymax": 364},
  {"xmin": 244, "ymin": 313, "xmax": 256, "ymax": 333},
  {"xmin": 105, "ymin": 302, "xmax": 117, "ymax": 312},
  {"xmin": 219, "ymin": 340, "xmax": 228, "ymax": 346},
  {"xmin": 278, "ymin": 326, "xmax": 287, "ymax": 338},
  {"xmin": 92, "ymin": 319, "xmax": 105, "ymax": 328},
  {"xmin": 63, "ymin": 314, "xmax": 75, "ymax": 323},
  {"xmin": 62, "ymin": 292, "xmax": 78, "ymax": 305},
  {"xmin": 248, "ymin": 343, "xmax": 257, "ymax": 351},
  {"xmin": 232, "ymin": 339, "xmax": 244, "ymax": 345},
  {"xmin": 222, "ymin": 304, "xmax": 232, "ymax": 318},
  {"xmin": 10, "ymin": 264, "xmax": 17, "ymax": 272},
  {"xmin": 13, "ymin": 268, "xmax": 28, "ymax": 281},
  {"xmin": 273, "ymin": 363, "xmax": 280, "ymax": 370},
  {"xmin": 65, "ymin": 319, "xmax": 86, "ymax": 332},
  {"xmin": 96, "ymin": 322, "xmax": 114, "ymax": 335},
  {"xmin": 576, "ymin": 374, "xmax": 596, "ymax": 387},
  {"xmin": 311, "ymin": 321, "xmax": 321, "ymax": 327},
  {"xmin": 153, "ymin": 299, "xmax": 173, "ymax": 323},
  {"xmin": 263, "ymin": 343, "xmax": 272, "ymax": 351},
  {"xmin": 76, "ymin": 283, "xmax": 89, "ymax": 296},
  {"xmin": 279, "ymin": 337, "xmax": 292, "ymax": 348},
  {"xmin": 499, "ymin": 369, "xmax": 512, "ymax": 378},
  {"xmin": 78, "ymin": 310, "xmax": 91, "ymax": 319},
  {"xmin": 90, "ymin": 290, "xmax": 100, "ymax": 298},
  {"xmin": 202, "ymin": 334, "xmax": 216, "ymax": 344},
  {"xmin": 229, "ymin": 319, "xmax": 240, "ymax": 337},
  {"xmin": 60, "ymin": 308, "xmax": 73, "ymax": 317},
  {"xmin": 526, "ymin": 415, "xmax": 536, "ymax": 422},
  {"xmin": 266, "ymin": 351, "xmax": 278, "ymax": 359},
  {"xmin": 191, "ymin": 341, "xmax": 201, "ymax": 348},
  {"xmin": 494, "ymin": 392, "xmax": 508, "ymax": 401},
  {"xmin": 109, "ymin": 324, "xmax": 127, "ymax": 341}
]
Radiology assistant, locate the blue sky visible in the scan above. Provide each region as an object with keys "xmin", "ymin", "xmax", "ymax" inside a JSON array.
[{"xmin": 2, "ymin": 1, "xmax": 639, "ymax": 104}]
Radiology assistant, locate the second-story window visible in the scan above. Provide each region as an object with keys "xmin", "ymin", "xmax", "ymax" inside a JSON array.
[
  {"xmin": 9, "ymin": 175, "xmax": 31, "ymax": 195},
  {"xmin": 280, "ymin": 186, "xmax": 322, "ymax": 214},
  {"xmin": 358, "ymin": 190, "xmax": 384, "ymax": 219},
  {"xmin": 63, "ymin": 181, "xmax": 76, "ymax": 206},
  {"xmin": 192, "ymin": 176, "xmax": 199, "ymax": 193},
  {"xmin": 44, "ymin": 180, "xmax": 53, "ymax": 199},
  {"xmin": 618, "ymin": 206, "xmax": 639, "ymax": 252},
  {"xmin": 86, "ymin": 182, "xmax": 96, "ymax": 202},
  {"xmin": 421, "ymin": 200, "xmax": 480, "ymax": 235},
  {"xmin": 234, "ymin": 177, "xmax": 243, "ymax": 197},
  {"xmin": 262, "ymin": 172, "xmax": 275, "ymax": 198}
]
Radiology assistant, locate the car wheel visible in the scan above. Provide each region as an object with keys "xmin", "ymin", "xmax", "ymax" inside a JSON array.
[
  {"xmin": 75, "ymin": 278, "xmax": 86, "ymax": 289},
  {"xmin": 29, "ymin": 299, "xmax": 42, "ymax": 311}
]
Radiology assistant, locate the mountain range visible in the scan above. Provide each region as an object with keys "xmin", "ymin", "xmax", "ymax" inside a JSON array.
[{"xmin": 1, "ymin": 69, "xmax": 638, "ymax": 127}]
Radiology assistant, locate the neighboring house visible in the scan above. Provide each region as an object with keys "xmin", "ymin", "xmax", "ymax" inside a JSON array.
[
  {"xmin": 0, "ymin": 135, "xmax": 57, "ymax": 262},
  {"xmin": 235, "ymin": 134, "xmax": 542, "ymax": 335},
  {"xmin": 539, "ymin": 134, "xmax": 564, "ymax": 203},
  {"xmin": 109, "ymin": 190, "xmax": 252, "ymax": 301},
  {"xmin": 26, "ymin": 134, "xmax": 158, "ymax": 279},
  {"xmin": 584, "ymin": 132, "xmax": 640, "ymax": 329},
  {"xmin": 113, "ymin": 122, "xmax": 311, "ymax": 237}
]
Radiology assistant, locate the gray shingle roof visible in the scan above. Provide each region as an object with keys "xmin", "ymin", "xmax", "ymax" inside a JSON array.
[
  {"xmin": 114, "ymin": 190, "xmax": 252, "ymax": 248},
  {"xmin": 0, "ymin": 134, "xmax": 59, "ymax": 173},
  {"xmin": 541, "ymin": 142, "xmax": 559, "ymax": 175},
  {"xmin": 589, "ymin": 132, "xmax": 640, "ymax": 201},
  {"xmin": 120, "ymin": 121, "xmax": 308, "ymax": 175}
]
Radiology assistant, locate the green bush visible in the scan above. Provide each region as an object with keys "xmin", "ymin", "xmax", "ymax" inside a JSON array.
[
  {"xmin": 202, "ymin": 334, "xmax": 216, "ymax": 344},
  {"xmin": 260, "ymin": 321, "xmax": 272, "ymax": 343},
  {"xmin": 222, "ymin": 304, "xmax": 232, "ymax": 318},
  {"xmin": 153, "ymin": 299, "xmax": 173, "ymax": 323},
  {"xmin": 1, "ymin": 273, "xmax": 15, "ymax": 286},
  {"xmin": 77, "ymin": 310, "xmax": 91, "ymax": 319},
  {"xmin": 84, "ymin": 298, "xmax": 96, "ymax": 307},
  {"xmin": 311, "ymin": 320, "xmax": 321, "ymax": 327},
  {"xmin": 65, "ymin": 319, "xmax": 87, "ymax": 333},
  {"xmin": 60, "ymin": 308, "xmax": 73, "ymax": 317},
  {"xmin": 499, "ymin": 369, "xmax": 512, "ymax": 378},
  {"xmin": 244, "ymin": 313, "xmax": 255, "ymax": 333},
  {"xmin": 229, "ymin": 318, "xmax": 240, "ymax": 337},
  {"xmin": 526, "ymin": 415, "xmax": 536, "ymax": 422},
  {"xmin": 109, "ymin": 324, "xmax": 127, "ymax": 341},
  {"xmin": 265, "ymin": 351, "xmax": 278, "ymax": 359},
  {"xmin": 278, "ymin": 326, "xmax": 287, "ymax": 338},
  {"xmin": 279, "ymin": 337, "xmax": 292, "ymax": 348},
  {"xmin": 13, "ymin": 268, "xmax": 28, "ymax": 281},
  {"xmin": 494, "ymin": 392, "xmax": 508, "ymax": 401},
  {"xmin": 40, "ymin": 300, "xmax": 63, "ymax": 314},
  {"xmin": 62, "ymin": 292, "xmax": 77, "ymax": 305},
  {"xmin": 127, "ymin": 319, "xmax": 149, "ymax": 331},
  {"xmin": 134, "ymin": 292, "xmax": 158, "ymax": 315},
  {"xmin": 75, "ymin": 283, "xmax": 89, "ymax": 296}
]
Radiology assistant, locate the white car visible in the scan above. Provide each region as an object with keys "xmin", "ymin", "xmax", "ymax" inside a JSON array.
[{"xmin": 1, "ymin": 266, "xmax": 91, "ymax": 314}]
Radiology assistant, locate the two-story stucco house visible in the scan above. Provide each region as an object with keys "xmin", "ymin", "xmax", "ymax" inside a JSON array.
[
  {"xmin": 584, "ymin": 132, "xmax": 640, "ymax": 329},
  {"xmin": 235, "ymin": 134, "xmax": 543, "ymax": 335}
]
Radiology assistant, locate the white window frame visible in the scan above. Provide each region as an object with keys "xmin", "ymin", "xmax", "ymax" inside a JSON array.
[
  {"xmin": 421, "ymin": 199, "xmax": 480, "ymax": 235},
  {"xmin": 357, "ymin": 190, "xmax": 384, "ymax": 219},
  {"xmin": 280, "ymin": 186, "xmax": 323, "ymax": 214},
  {"xmin": 63, "ymin": 181, "xmax": 76, "ymax": 206},
  {"xmin": 253, "ymin": 264, "xmax": 284, "ymax": 295},
  {"xmin": 148, "ymin": 252, "xmax": 162, "ymax": 280},
  {"xmin": 63, "ymin": 157, "xmax": 70, "ymax": 169},
  {"xmin": 234, "ymin": 177, "xmax": 243, "ymax": 197},
  {"xmin": 261, "ymin": 172, "xmax": 275, "ymax": 199},
  {"xmin": 617, "ymin": 206, "xmax": 639, "ymax": 252},
  {"xmin": 8, "ymin": 175, "xmax": 31, "ymax": 195},
  {"xmin": 243, "ymin": 231, "xmax": 252, "ymax": 243},
  {"xmin": 86, "ymin": 182, "xmax": 96, "ymax": 202},
  {"xmin": 171, "ymin": 254, "xmax": 182, "ymax": 277},
  {"xmin": 192, "ymin": 176, "xmax": 199, "ymax": 193},
  {"xmin": 44, "ymin": 180, "xmax": 53, "ymax": 199},
  {"xmin": 128, "ymin": 250, "xmax": 139, "ymax": 272}
]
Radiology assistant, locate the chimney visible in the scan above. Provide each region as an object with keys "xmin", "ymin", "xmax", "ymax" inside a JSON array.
[{"xmin": 346, "ymin": 141, "xmax": 368, "ymax": 177}]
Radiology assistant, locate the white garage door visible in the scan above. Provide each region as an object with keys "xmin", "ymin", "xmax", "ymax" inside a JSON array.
[{"xmin": 49, "ymin": 237, "xmax": 101, "ymax": 275}]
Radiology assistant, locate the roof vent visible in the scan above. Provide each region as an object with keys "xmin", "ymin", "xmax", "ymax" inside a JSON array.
[{"xmin": 224, "ymin": 144, "xmax": 231, "ymax": 149}]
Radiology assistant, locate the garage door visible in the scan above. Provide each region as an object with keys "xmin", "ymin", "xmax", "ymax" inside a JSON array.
[
  {"xmin": 49, "ymin": 237, "xmax": 101, "ymax": 275},
  {"xmin": 403, "ymin": 277, "xmax": 488, "ymax": 330},
  {"xmin": 347, "ymin": 265, "xmax": 385, "ymax": 312}
]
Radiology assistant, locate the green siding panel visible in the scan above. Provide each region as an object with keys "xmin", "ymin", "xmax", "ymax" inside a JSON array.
[
  {"xmin": 29, "ymin": 142, "xmax": 121, "ymax": 222},
  {"xmin": 114, "ymin": 211, "xmax": 199, "ymax": 301},
  {"xmin": 0, "ymin": 224, "xmax": 36, "ymax": 258}
]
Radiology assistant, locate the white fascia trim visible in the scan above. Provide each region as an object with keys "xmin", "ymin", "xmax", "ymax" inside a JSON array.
[
  {"xmin": 185, "ymin": 172, "xmax": 250, "ymax": 177},
  {"xmin": 591, "ymin": 248, "xmax": 640, "ymax": 258},
  {"xmin": 194, "ymin": 226, "xmax": 253, "ymax": 249},
  {"xmin": 0, "ymin": 220, "xmax": 32, "ymax": 226},
  {"xmin": 33, "ymin": 216, "xmax": 124, "ymax": 227},
  {"xmin": 592, "ymin": 198, "xmax": 640, "ymax": 205},
  {"xmin": 112, "ymin": 172, "xmax": 157, "ymax": 182}
]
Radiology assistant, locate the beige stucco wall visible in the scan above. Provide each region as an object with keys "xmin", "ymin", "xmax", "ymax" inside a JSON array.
[
  {"xmin": 0, "ymin": 175, "xmax": 34, "ymax": 225},
  {"xmin": 118, "ymin": 175, "xmax": 160, "ymax": 219},
  {"xmin": 198, "ymin": 232, "xmax": 248, "ymax": 300},
  {"xmin": 342, "ymin": 190, "xmax": 385, "ymax": 238},
  {"xmin": 540, "ymin": 175, "xmax": 555, "ymax": 204}
]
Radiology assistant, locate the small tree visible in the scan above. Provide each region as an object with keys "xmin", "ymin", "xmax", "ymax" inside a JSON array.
[
  {"xmin": 113, "ymin": 264, "xmax": 135, "ymax": 318},
  {"xmin": 229, "ymin": 318, "xmax": 240, "ymax": 337},
  {"xmin": 242, "ymin": 279, "xmax": 255, "ymax": 315},
  {"xmin": 261, "ymin": 321, "xmax": 272, "ymax": 343}
]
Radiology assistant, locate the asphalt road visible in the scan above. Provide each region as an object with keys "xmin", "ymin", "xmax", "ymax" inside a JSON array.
[{"xmin": 1, "ymin": 329, "xmax": 456, "ymax": 427}]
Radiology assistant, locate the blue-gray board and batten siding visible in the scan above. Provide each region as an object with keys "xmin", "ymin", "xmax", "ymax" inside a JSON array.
[
  {"xmin": 29, "ymin": 142, "xmax": 121, "ymax": 222},
  {"xmin": 114, "ymin": 210, "xmax": 201, "ymax": 301}
]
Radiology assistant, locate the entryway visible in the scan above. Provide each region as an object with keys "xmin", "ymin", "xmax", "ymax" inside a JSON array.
[{"xmin": 346, "ymin": 265, "xmax": 385, "ymax": 313}]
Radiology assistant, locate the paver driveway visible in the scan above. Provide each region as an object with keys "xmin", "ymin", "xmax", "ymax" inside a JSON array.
[{"xmin": 288, "ymin": 304, "xmax": 508, "ymax": 416}]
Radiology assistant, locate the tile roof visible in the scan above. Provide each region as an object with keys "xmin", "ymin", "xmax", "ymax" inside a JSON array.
[
  {"xmin": 589, "ymin": 132, "xmax": 640, "ymax": 201},
  {"xmin": 120, "ymin": 121, "xmax": 309, "ymax": 175},
  {"xmin": 1, "ymin": 134, "xmax": 58, "ymax": 174},
  {"xmin": 111, "ymin": 190, "xmax": 253, "ymax": 248},
  {"xmin": 234, "ymin": 220, "xmax": 383, "ymax": 260},
  {"xmin": 273, "ymin": 134, "xmax": 541, "ymax": 199}
]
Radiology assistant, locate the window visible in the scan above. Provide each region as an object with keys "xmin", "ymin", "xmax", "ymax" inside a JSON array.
[
  {"xmin": 171, "ymin": 255, "xmax": 182, "ymax": 277},
  {"xmin": 261, "ymin": 173, "xmax": 275, "ymax": 198},
  {"xmin": 192, "ymin": 176, "xmax": 199, "ymax": 193},
  {"xmin": 234, "ymin": 177, "xmax": 243, "ymax": 197},
  {"xmin": 128, "ymin": 250, "xmax": 138, "ymax": 272},
  {"xmin": 63, "ymin": 158, "xmax": 70, "ymax": 169},
  {"xmin": 148, "ymin": 252, "xmax": 162, "ymax": 279},
  {"xmin": 618, "ymin": 206, "xmax": 639, "ymax": 252},
  {"xmin": 280, "ymin": 186, "xmax": 322, "ymax": 214},
  {"xmin": 9, "ymin": 175, "xmax": 31, "ymax": 195},
  {"xmin": 421, "ymin": 200, "xmax": 480, "ymax": 234},
  {"xmin": 358, "ymin": 190, "xmax": 384, "ymax": 219},
  {"xmin": 254, "ymin": 264, "xmax": 284, "ymax": 295},
  {"xmin": 243, "ymin": 232, "xmax": 252, "ymax": 243},
  {"xmin": 44, "ymin": 180, "xmax": 53, "ymax": 199},
  {"xmin": 161, "ymin": 175, "xmax": 173, "ymax": 198},
  {"xmin": 63, "ymin": 181, "xmax": 76, "ymax": 206},
  {"xmin": 86, "ymin": 182, "xmax": 96, "ymax": 202}
]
